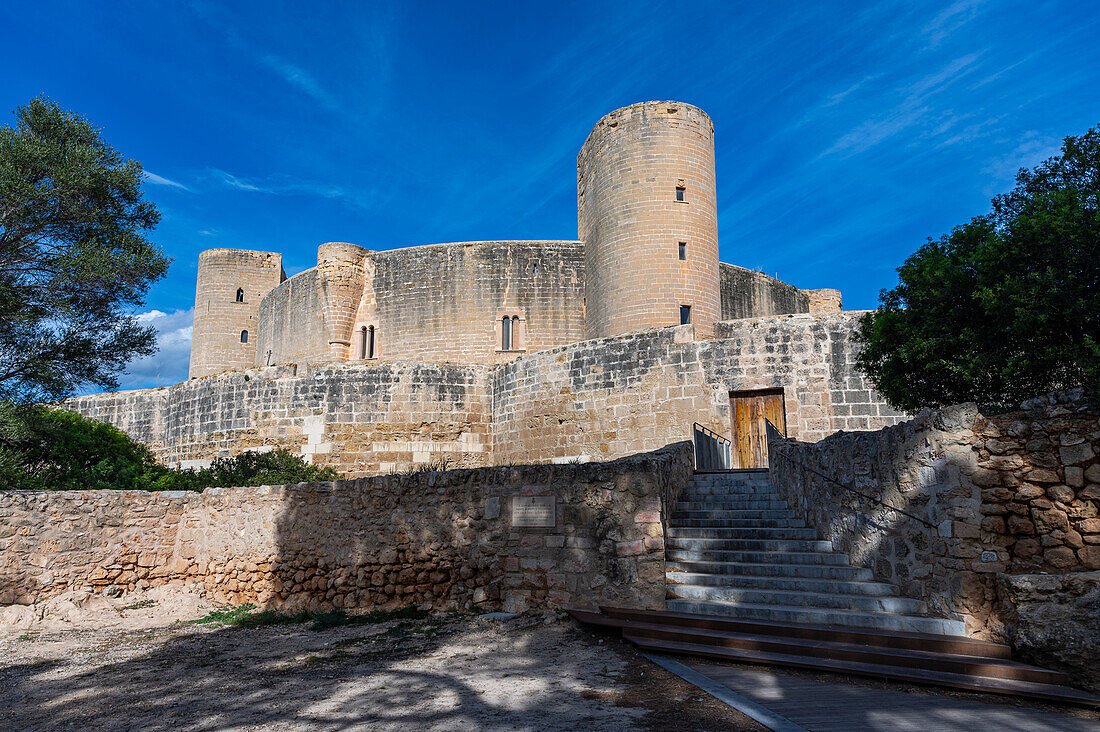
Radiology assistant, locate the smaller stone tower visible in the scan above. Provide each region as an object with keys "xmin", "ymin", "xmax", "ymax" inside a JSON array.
[
  {"xmin": 188, "ymin": 249, "xmax": 285, "ymax": 378},
  {"xmin": 578, "ymin": 101, "xmax": 721, "ymax": 339}
]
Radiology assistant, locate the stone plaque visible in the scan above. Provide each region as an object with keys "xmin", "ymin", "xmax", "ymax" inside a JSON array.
[{"xmin": 511, "ymin": 495, "xmax": 555, "ymax": 527}]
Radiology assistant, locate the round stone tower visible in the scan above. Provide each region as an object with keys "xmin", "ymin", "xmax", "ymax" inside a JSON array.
[
  {"xmin": 578, "ymin": 101, "xmax": 720, "ymax": 339},
  {"xmin": 188, "ymin": 248, "xmax": 284, "ymax": 378}
]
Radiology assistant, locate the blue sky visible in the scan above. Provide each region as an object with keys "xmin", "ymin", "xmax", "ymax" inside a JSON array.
[{"xmin": 3, "ymin": 1, "xmax": 1098, "ymax": 390}]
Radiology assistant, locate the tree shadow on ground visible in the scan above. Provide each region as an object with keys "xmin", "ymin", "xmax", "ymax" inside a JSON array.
[{"xmin": 0, "ymin": 616, "xmax": 723, "ymax": 731}]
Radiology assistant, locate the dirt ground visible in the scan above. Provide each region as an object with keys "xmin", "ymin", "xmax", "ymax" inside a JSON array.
[{"xmin": 0, "ymin": 586, "xmax": 763, "ymax": 731}]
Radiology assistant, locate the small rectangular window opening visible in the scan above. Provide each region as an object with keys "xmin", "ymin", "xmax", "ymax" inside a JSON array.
[
  {"xmin": 675, "ymin": 186, "xmax": 685, "ymax": 202},
  {"xmin": 678, "ymin": 242, "xmax": 687, "ymax": 260},
  {"xmin": 680, "ymin": 306, "xmax": 691, "ymax": 325}
]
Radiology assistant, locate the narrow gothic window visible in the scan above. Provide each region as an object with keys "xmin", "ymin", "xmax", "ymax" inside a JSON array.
[
  {"xmin": 240, "ymin": 330, "xmax": 249, "ymax": 343},
  {"xmin": 680, "ymin": 306, "xmax": 691, "ymax": 325},
  {"xmin": 367, "ymin": 325, "xmax": 376, "ymax": 359},
  {"xmin": 678, "ymin": 242, "xmax": 687, "ymax": 260},
  {"xmin": 675, "ymin": 186, "xmax": 685, "ymax": 202},
  {"xmin": 236, "ymin": 288, "xmax": 244, "ymax": 302},
  {"xmin": 512, "ymin": 316, "xmax": 520, "ymax": 350},
  {"xmin": 360, "ymin": 327, "xmax": 368, "ymax": 359},
  {"xmin": 502, "ymin": 316, "xmax": 511, "ymax": 351}
]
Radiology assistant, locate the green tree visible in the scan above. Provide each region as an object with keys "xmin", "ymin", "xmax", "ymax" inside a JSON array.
[
  {"xmin": 0, "ymin": 96, "xmax": 169, "ymax": 403},
  {"xmin": 856, "ymin": 124, "xmax": 1100, "ymax": 411}
]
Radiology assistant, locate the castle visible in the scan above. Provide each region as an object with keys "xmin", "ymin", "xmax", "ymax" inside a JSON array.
[{"xmin": 68, "ymin": 101, "xmax": 904, "ymax": 474}]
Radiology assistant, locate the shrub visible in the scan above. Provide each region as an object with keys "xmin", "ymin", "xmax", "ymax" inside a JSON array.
[{"xmin": 0, "ymin": 404, "xmax": 339, "ymax": 490}]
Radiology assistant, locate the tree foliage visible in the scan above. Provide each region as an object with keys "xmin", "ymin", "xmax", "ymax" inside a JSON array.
[
  {"xmin": 0, "ymin": 96, "xmax": 169, "ymax": 403},
  {"xmin": 0, "ymin": 405, "xmax": 338, "ymax": 490},
  {"xmin": 856, "ymin": 124, "xmax": 1100, "ymax": 411}
]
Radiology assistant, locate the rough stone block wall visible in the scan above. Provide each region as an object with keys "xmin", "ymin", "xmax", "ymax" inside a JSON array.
[
  {"xmin": 65, "ymin": 363, "xmax": 492, "ymax": 477},
  {"xmin": 767, "ymin": 389, "xmax": 1100, "ymax": 640},
  {"xmin": 189, "ymin": 249, "xmax": 285, "ymax": 378},
  {"xmin": 804, "ymin": 288, "xmax": 843, "ymax": 314},
  {"xmin": 492, "ymin": 313, "xmax": 905, "ymax": 466},
  {"xmin": 0, "ymin": 443, "xmax": 693, "ymax": 614},
  {"xmin": 719, "ymin": 263, "xmax": 809, "ymax": 320}
]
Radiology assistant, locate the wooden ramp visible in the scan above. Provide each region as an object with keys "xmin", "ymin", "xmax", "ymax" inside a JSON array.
[{"xmin": 569, "ymin": 607, "xmax": 1100, "ymax": 708}]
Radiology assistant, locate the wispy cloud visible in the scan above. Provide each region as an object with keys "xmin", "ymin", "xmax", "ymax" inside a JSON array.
[
  {"xmin": 923, "ymin": 0, "xmax": 985, "ymax": 46},
  {"xmin": 258, "ymin": 54, "xmax": 340, "ymax": 111},
  {"xmin": 213, "ymin": 169, "xmax": 265, "ymax": 192},
  {"xmin": 144, "ymin": 171, "xmax": 191, "ymax": 191},
  {"xmin": 121, "ymin": 308, "xmax": 194, "ymax": 389},
  {"xmin": 208, "ymin": 168, "xmax": 382, "ymax": 211}
]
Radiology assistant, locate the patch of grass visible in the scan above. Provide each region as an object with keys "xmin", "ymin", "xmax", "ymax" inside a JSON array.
[
  {"xmin": 17, "ymin": 632, "xmax": 39, "ymax": 641},
  {"xmin": 193, "ymin": 604, "xmax": 257, "ymax": 625},
  {"xmin": 191, "ymin": 603, "xmax": 429, "ymax": 631},
  {"xmin": 123, "ymin": 599, "xmax": 156, "ymax": 610}
]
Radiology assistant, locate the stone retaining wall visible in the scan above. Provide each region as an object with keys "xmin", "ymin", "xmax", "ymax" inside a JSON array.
[
  {"xmin": 0, "ymin": 443, "xmax": 693, "ymax": 614},
  {"xmin": 64, "ymin": 362, "xmax": 492, "ymax": 476},
  {"xmin": 767, "ymin": 389, "xmax": 1100, "ymax": 640}
]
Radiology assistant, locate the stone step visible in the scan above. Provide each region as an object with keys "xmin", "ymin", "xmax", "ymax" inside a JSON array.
[
  {"xmin": 672, "ymin": 513, "xmax": 800, "ymax": 526},
  {"xmin": 679, "ymin": 485, "xmax": 766, "ymax": 495},
  {"xmin": 674, "ymin": 500, "xmax": 788, "ymax": 510},
  {"xmin": 664, "ymin": 560, "xmax": 875, "ymax": 581},
  {"xmin": 666, "ymin": 583, "xmax": 926, "ymax": 614},
  {"xmin": 684, "ymin": 484, "xmax": 776, "ymax": 495},
  {"xmin": 665, "ymin": 548, "xmax": 850, "ymax": 565},
  {"xmin": 667, "ymin": 527, "xmax": 819, "ymax": 540},
  {"xmin": 670, "ymin": 518, "xmax": 808, "ymax": 529},
  {"xmin": 665, "ymin": 571, "xmax": 899, "ymax": 596},
  {"xmin": 666, "ymin": 598, "xmax": 966, "ymax": 636},
  {"xmin": 672, "ymin": 502, "xmax": 791, "ymax": 515},
  {"xmin": 666, "ymin": 537, "xmax": 834, "ymax": 552}
]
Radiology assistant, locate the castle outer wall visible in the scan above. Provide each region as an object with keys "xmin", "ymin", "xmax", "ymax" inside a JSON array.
[{"xmin": 66, "ymin": 313, "xmax": 903, "ymax": 477}]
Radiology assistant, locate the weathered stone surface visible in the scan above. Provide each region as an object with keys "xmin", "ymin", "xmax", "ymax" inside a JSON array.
[
  {"xmin": 769, "ymin": 390, "xmax": 1100, "ymax": 640},
  {"xmin": 997, "ymin": 572, "xmax": 1100, "ymax": 693},
  {"xmin": 0, "ymin": 443, "xmax": 693, "ymax": 614}
]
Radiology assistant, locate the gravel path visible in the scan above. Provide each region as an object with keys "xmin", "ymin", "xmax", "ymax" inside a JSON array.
[{"xmin": 0, "ymin": 590, "xmax": 761, "ymax": 731}]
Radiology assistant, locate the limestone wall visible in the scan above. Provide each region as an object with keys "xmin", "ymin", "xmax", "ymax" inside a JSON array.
[
  {"xmin": 0, "ymin": 443, "xmax": 693, "ymax": 614},
  {"xmin": 579, "ymin": 101, "xmax": 721, "ymax": 339},
  {"xmin": 719, "ymin": 263, "xmax": 809, "ymax": 320},
  {"xmin": 64, "ymin": 363, "xmax": 492, "ymax": 477},
  {"xmin": 189, "ymin": 249, "xmax": 285, "ymax": 378},
  {"xmin": 767, "ymin": 389, "xmax": 1100, "ymax": 639},
  {"xmin": 254, "ymin": 268, "xmax": 328, "ymax": 366},
  {"xmin": 255, "ymin": 241, "xmax": 586, "ymax": 369},
  {"xmin": 491, "ymin": 313, "xmax": 906, "ymax": 466},
  {"xmin": 366, "ymin": 241, "xmax": 585, "ymax": 364}
]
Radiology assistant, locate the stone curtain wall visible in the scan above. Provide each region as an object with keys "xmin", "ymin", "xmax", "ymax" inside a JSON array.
[
  {"xmin": 767, "ymin": 389, "xmax": 1100, "ymax": 639},
  {"xmin": 368, "ymin": 241, "xmax": 586, "ymax": 365},
  {"xmin": 718, "ymin": 263, "xmax": 809, "ymax": 320},
  {"xmin": 255, "ymin": 241, "xmax": 586, "ymax": 369},
  {"xmin": 0, "ymin": 444, "xmax": 693, "ymax": 613},
  {"xmin": 66, "ymin": 313, "xmax": 899, "ymax": 475},
  {"xmin": 255, "ymin": 268, "xmax": 329, "ymax": 367},
  {"xmin": 65, "ymin": 363, "xmax": 492, "ymax": 477},
  {"xmin": 492, "ymin": 313, "xmax": 905, "ymax": 465}
]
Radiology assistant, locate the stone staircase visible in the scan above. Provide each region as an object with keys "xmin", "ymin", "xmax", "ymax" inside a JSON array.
[
  {"xmin": 665, "ymin": 469, "xmax": 966, "ymax": 636},
  {"xmin": 568, "ymin": 468, "xmax": 1100, "ymax": 706}
]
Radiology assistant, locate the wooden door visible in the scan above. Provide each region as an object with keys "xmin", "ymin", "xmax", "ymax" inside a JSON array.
[{"xmin": 730, "ymin": 389, "xmax": 786, "ymax": 468}]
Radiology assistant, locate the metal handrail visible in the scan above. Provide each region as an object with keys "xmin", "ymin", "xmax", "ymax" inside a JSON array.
[
  {"xmin": 693, "ymin": 422, "xmax": 732, "ymax": 471},
  {"xmin": 768, "ymin": 445, "xmax": 936, "ymax": 529}
]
